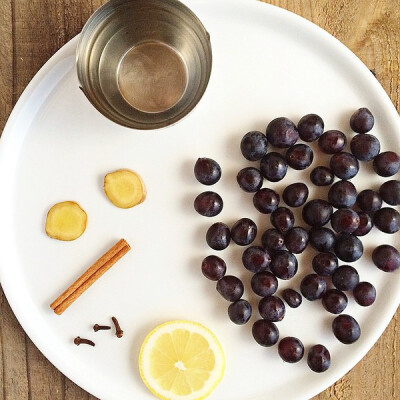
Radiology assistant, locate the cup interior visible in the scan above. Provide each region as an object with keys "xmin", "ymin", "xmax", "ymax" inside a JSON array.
[{"xmin": 77, "ymin": 0, "xmax": 212, "ymax": 130}]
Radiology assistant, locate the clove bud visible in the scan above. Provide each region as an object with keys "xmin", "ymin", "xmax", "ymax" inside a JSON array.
[
  {"xmin": 93, "ymin": 324, "xmax": 111, "ymax": 332},
  {"xmin": 112, "ymin": 317, "xmax": 123, "ymax": 338},
  {"xmin": 74, "ymin": 336, "xmax": 95, "ymax": 346}
]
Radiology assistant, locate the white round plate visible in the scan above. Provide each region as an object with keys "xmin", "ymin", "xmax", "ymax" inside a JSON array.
[{"xmin": 0, "ymin": 1, "xmax": 399, "ymax": 399}]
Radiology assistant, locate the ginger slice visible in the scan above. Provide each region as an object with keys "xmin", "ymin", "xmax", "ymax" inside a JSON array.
[
  {"xmin": 45, "ymin": 201, "xmax": 87, "ymax": 241},
  {"xmin": 104, "ymin": 169, "xmax": 146, "ymax": 209}
]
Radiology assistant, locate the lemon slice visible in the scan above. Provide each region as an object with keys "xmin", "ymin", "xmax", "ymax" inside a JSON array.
[{"xmin": 139, "ymin": 320, "xmax": 225, "ymax": 400}]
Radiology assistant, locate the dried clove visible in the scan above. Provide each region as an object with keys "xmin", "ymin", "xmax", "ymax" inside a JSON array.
[
  {"xmin": 93, "ymin": 324, "xmax": 111, "ymax": 332},
  {"xmin": 112, "ymin": 316, "xmax": 123, "ymax": 338},
  {"xmin": 74, "ymin": 336, "xmax": 95, "ymax": 346}
]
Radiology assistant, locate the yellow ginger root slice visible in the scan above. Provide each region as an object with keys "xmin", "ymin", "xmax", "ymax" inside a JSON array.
[
  {"xmin": 45, "ymin": 201, "xmax": 87, "ymax": 241},
  {"xmin": 104, "ymin": 169, "xmax": 146, "ymax": 209}
]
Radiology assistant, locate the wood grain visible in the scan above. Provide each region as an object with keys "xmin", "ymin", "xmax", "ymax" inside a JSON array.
[
  {"xmin": 0, "ymin": 0, "xmax": 13, "ymax": 132},
  {"xmin": 0, "ymin": 0, "xmax": 399, "ymax": 399}
]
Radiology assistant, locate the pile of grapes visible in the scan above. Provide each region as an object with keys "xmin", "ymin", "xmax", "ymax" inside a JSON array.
[{"xmin": 194, "ymin": 108, "xmax": 400, "ymax": 373}]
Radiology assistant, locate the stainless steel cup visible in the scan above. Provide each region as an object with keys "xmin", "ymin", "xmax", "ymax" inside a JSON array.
[{"xmin": 76, "ymin": 0, "xmax": 212, "ymax": 130}]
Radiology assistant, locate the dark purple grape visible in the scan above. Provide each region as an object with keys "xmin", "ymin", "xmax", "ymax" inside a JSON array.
[
  {"xmin": 284, "ymin": 227, "xmax": 309, "ymax": 254},
  {"xmin": 266, "ymin": 117, "xmax": 299, "ymax": 148},
  {"xmin": 330, "ymin": 152, "xmax": 359, "ymax": 180},
  {"xmin": 240, "ymin": 131, "xmax": 268, "ymax": 161},
  {"xmin": 328, "ymin": 180, "xmax": 357, "ymax": 209},
  {"xmin": 251, "ymin": 271, "xmax": 278, "ymax": 297},
  {"xmin": 253, "ymin": 188, "xmax": 280, "ymax": 214},
  {"xmin": 282, "ymin": 183, "xmax": 309, "ymax": 207},
  {"xmin": 350, "ymin": 134, "xmax": 380, "ymax": 161},
  {"xmin": 278, "ymin": 337, "xmax": 304, "ymax": 363},
  {"xmin": 252, "ymin": 319, "xmax": 279, "ymax": 346},
  {"xmin": 260, "ymin": 152, "xmax": 288, "ymax": 182},
  {"xmin": 334, "ymin": 233, "xmax": 363, "ymax": 262},
  {"xmin": 353, "ymin": 212, "xmax": 373, "ymax": 236},
  {"xmin": 201, "ymin": 255, "xmax": 226, "ymax": 281},
  {"xmin": 379, "ymin": 180, "xmax": 400, "ymax": 206},
  {"xmin": 282, "ymin": 289, "xmax": 302, "ymax": 308},
  {"xmin": 372, "ymin": 244, "xmax": 400, "ymax": 272},
  {"xmin": 373, "ymin": 151, "xmax": 400, "ymax": 177},
  {"xmin": 216, "ymin": 275, "xmax": 244, "ymax": 302},
  {"xmin": 231, "ymin": 218, "xmax": 257, "ymax": 245},
  {"xmin": 307, "ymin": 344, "xmax": 331, "ymax": 373},
  {"xmin": 309, "ymin": 227, "xmax": 336, "ymax": 252},
  {"xmin": 285, "ymin": 144, "xmax": 314, "ymax": 170},
  {"xmin": 310, "ymin": 166, "xmax": 334, "ymax": 186},
  {"xmin": 312, "ymin": 252, "xmax": 338, "ymax": 276},
  {"xmin": 228, "ymin": 299, "xmax": 252, "ymax": 325},
  {"xmin": 356, "ymin": 189, "xmax": 382, "ymax": 213},
  {"xmin": 261, "ymin": 228, "xmax": 285, "ymax": 252},
  {"xmin": 373, "ymin": 207, "xmax": 400, "ymax": 233},
  {"xmin": 331, "ymin": 208, "xmax": 360, "ymax": 234},
  {"xmin": 298, "ymin": 114, "xmax": 324, "ymax": 142},
  {"xmin": 236, "ymin": 167, "xmax": 263, "ymax": 193},
  {"xmin": 353, "ymin": 282, "xmax": 376, "ymax": 306},
  {"xmin": 270, "ymin": 207, "xmax": 294, "ymax": 233},
  {"xmin": 300, "ymin": 274, "xmax": 327, "ymax": 301},
  {"xmin": 194, "ymin": 191, "xmax": 223, "ymax": 217},
  {"xmin": 242, "ymin": 246, "xmax": 271, "ymax": 273},
  {"xmin": 258, "ymin": 296, "xmax": 285, "ymax": 322},
  {"xmin": 332, "ymin": 265, "xmax": 359, "ymax": 291},
  {"xmin": 270, "ymin": 250, "xmax": 298, "ymax": 280},
  {"xmin": 322, "ymin": 289, "xmax": 348, "ymax": 314},
  {"xmin": 350, "ymin": 107, "xmax": 374, "ymax": 133},
  {"xmin": 302, "ymin": 199, "xmax": 333, "ymax": 227},
  {"xmin": 206, "ymin": 222, "xmax": 231, "ymax": 250},
  {"xmin": 332, "ymin": 314, "xmax": 361, "ymax": 344},
  {"xmin": 318, "ymin": 130, "xmax": 346, "ymax": 154},
  {"xmin": 194, "ymin": 158, "xmax": 221, "ymax": 185}
]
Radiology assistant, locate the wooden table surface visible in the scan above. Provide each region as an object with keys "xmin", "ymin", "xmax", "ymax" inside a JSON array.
[{"xmin": 0, "ymin": 0, "xmax": 399, "ymax": 399}]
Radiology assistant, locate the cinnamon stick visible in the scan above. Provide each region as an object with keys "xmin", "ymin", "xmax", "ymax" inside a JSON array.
[{"xmin": 50, "ymin": 239, "xmax": 130, "ymax": 315}]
